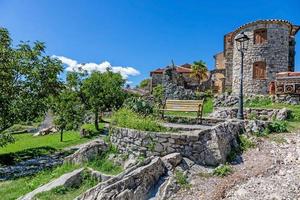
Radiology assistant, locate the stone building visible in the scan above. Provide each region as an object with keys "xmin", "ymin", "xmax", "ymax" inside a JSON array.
[{"xmin": 214, "ymin": 19, "xmax": 299, "ymax": 95}]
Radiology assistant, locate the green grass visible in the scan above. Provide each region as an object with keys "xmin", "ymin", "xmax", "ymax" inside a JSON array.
[
  {"xmin": 34, "ymin": 170, "xmax": 98, "ymax": 200},
  {"xmin": 0, "ymin": 163, "xmax": 79, "ymax": 200},
  {"xmin": 111, "ymin": 108, "xmax": 167, "ymax": 132},
  {"xmin": 0, "ymin": 131, "xmax": 92, "ymax": 155},
  {"xmin": 213, "ymin": 164, "xmax": 233, "ymax": 177},
  {"xmin": 0, "ymin": 129, "xmax": 101, "ymax": 166},
  {"xmin": 86, "ymin": 145, "xmax": 123, "ymax": 175},
  {"xmin": 164, "ymin": 97, "xmax": 214, "ymax": 118},
  {"xmin": 175, "ymin": 170, "xmax": 190, "ymax": 189}
]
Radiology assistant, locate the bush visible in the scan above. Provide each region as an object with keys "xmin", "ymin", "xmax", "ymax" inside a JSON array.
[
  {"xmin": 111, "ymin": 108, "xmax": 166, "ymax": 132},
  {"xmin": 123, "ymin": 97, "xmax": 154, "ymax": 116},
  {"xmin": 213, "ymin": 164, "xmax": 232, "ymax": 177},
  {"xmin": 268, "ymin": 120, "xmax": 288, "ymax": 133},
  {"xmin": 175, "ymin": 170, "xmax": 190, "ymax": 188},
  {"xmin": 80, "ymin": 123, "xmax": 100, "ymax": 137},
  {"xmin": 238, "ymin": 134, "xmax": 255, "ymax": 152},
  {"xmin": 245, "ymin": 96, "xmax": 272, "ymax": 107}
]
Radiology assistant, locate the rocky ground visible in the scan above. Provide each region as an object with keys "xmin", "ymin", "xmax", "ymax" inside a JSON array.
[{"xmin": 171, "ymin": 130, "xmax": 300, "ymax": 200}]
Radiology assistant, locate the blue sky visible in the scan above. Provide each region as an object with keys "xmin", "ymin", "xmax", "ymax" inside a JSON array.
[{"xmin": 0, "ymin": 0, "xmax": 300, "ymax": 85}]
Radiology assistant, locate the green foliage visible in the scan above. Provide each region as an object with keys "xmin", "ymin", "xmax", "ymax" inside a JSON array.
[
  {"xmin": 0, "ymin": 133, "xmax": 15, "ymax": 148},
  {"xmin": 0, "ymin": 28, "xmax": 63, "ymax": 141},
  {"xmin": 123, "ymin": 97, "xmax": 154, "ymax": 116},
  {"xmin": 248, "ymin": 113, "xmax": 258, "ymax": 120},
  {"xmin": 80, "ymin": 123, "xmax": 103, "ymax": 137},
  {"xmin": 175, "ymin": 170, "xmax": 190, "ymax": 189},
  {"xmin": 111, "ymin": 108, "xmax": 167, "ymax": 132},
  {"xmin": 82, "ymin": 70, "xmax": 125, "ymax": 131},
  {"xmin": 238, "ymin": 135, "xmax": 255, "ymax": 152},
  {"xmin": 139, "ymin": 79, "xmax": 150, "ymax": 89},
  {"xmin": 52, "ymin": 89, "xmax": 85, "ymax": 141},
  {"xmin": 245, "ymin": 96, "xmax": 273, "ymax": 107},
  {"xmin": 190, "ymin": 60, "xmax": 208, "ymax": 90},
  {"xmin": 213, "ymin": 164, "xmax": 232, "ymax": 177},
  {"xmin": 152, "ymin": 84, "xmax": 165, "ymax": 107},
  {"xmin": 87, "ymin": 146, "xmax": 123, "ymax": 175},
  {"xmin": 268, "ymin": 120, "xmax": 288, "ymax": 133},
  {"xmin": 0, "ymin": 163, "xmax": 79, "ymax": 200}
]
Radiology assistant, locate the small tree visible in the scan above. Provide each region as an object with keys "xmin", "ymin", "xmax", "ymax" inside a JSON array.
[
  {"xmin": 190, "ymin": 60, "xmax": 208, "ymax": 91},
  {"xmin": 152, "ymin": 84, "xmax": 165, "ymax": 108},
  {"xmin": 52, "ymin": 89, "xmax": 84, "ymax": 142},
  {"xmin": 82, "ymin": 70, "xmax": 125, "ymax": 131}
]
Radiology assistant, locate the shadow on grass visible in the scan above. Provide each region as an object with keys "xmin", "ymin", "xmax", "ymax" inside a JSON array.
[{"xmin": 0, "ymin": 146, "xmax": 57, "ymax": 166}]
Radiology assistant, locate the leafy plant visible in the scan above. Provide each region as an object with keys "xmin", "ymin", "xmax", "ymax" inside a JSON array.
[
  {"xmin": 213, "ymin": 164, "xmax": 232, "ymax": 177},
  {"xmin": 238, "ymin": 134, "xmax": 255, "ymax": 152},
  {"xmin": 123, "ymin": 97, "xmax": 154, "ymax": 116},
  {"xmin": 268, "ymin": 120, "xmax": 288, "ymax": 133},
  {"xmin": 139, "ymin": 79, "xmax": 150, "ymax": 89},
  {"xmin": 111, "ymin": 108, "xmax": 167, "ymax": 132},
  {"xmin": 152, "ymin": 84, "xmax": 165, "ymax": 108},
  {"xmin": 175, "ymin": 170, "xmax": 190, "ymax": 188}
]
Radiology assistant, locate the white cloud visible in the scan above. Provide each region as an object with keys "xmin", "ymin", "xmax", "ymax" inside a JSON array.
[{"xmin": 52, "ymin": 55, "xmax": 140, "ymax": 79}]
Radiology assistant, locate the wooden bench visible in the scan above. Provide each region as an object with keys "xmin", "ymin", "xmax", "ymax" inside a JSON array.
[{"xmin": 160, "ymin": 99, "xmax": 204, "ymax": 123}]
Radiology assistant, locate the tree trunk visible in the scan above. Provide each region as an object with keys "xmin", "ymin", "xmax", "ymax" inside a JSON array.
[
  {"xmin": 95, "ymin": 111, "xmax": 100, "ymax": 131},
  {"xmin": 60, "ymin": 128, "xmax": 63, "ymax": 142}
]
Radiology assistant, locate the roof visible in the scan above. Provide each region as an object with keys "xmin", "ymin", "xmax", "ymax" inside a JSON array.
[
  {"xmin": 150, "ymin": 64, "xmax": 192, "ymax": 75},
  {"xmin": 277, "ymin": 71, "xmax": 300, "ymax": 78}
]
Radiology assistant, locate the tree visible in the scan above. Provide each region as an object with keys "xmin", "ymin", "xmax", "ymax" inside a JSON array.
[
  {"xmin": 81, "ymin": 70, "xmax": 125, "ymax": 131},
  {"xmin": 139, "ymin": 79, "xmax": 150, "ymax": 89},
  {"xmin": 52, "ymin": 89, "xmax": 85, "ymax": 142},
  {"xmin": 0, "ymin": 27, "xmax": 63, "ymax": 146},
  {"xmin": 152, "ymin": 84, "xmax": 165, "ymax": 108},
  {"xmin": 190, "ymin": 60, "xmax": 208, "ymax": 91}
]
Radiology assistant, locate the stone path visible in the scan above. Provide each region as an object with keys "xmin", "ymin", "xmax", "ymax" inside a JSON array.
[
  {"xmin": 171, "ymin": 131, "xmax": 300, "ymax": 200},
  {"xmin": 19, "ymin": 168, "xmax": 84, "ymax": 200}
]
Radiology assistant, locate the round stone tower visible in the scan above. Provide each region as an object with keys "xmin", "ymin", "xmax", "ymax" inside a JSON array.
[{"xmin": 231, "ymin": 20, "xmax": 299, "ymax": 95}]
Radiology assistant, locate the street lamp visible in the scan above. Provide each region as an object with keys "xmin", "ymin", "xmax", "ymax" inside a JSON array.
[{"xmin": 235, "ymin": 32, "xmax": 250, "ymax": 120}]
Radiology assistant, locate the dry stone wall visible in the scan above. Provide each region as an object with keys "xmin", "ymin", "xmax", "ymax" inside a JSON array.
[{"xmin": 110, "ymin": 121, "xmax": 242, "ymax": 166}]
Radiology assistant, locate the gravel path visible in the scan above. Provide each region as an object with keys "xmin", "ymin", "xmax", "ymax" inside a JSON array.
[{"xmin": 171, "ymin": 131, "xmax": 300, "ymax": 200}]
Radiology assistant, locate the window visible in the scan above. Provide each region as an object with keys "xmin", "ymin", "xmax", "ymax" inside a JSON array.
[
  {"xmin": 253, "ymin": 61, "xmax": 266, "ymax": 79},
  {"xmin": 254, "ymin": 29, "xmax": 267, "ymax": 44}
]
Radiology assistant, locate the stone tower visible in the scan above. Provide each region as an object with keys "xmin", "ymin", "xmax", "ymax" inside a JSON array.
[{"xmin": 223, "ymin": 20, "xmax": 299, "ymax": 95}]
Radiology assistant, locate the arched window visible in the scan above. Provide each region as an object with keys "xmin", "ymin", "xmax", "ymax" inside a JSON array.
[
  {"xmin": 253, "ymin": 61, "xmax": 266, "ymax": 79},
  {"xmin": 254, "ymin": 29, "xmax": 267, "ymax": 44}
]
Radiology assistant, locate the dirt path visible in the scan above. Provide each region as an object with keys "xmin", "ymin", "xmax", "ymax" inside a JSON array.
[{"xmin": 171, "ymin": 131, "xmax": 300, "ymax": 200}]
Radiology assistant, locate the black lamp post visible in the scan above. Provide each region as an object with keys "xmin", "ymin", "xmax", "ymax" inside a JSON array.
[{"xmin": 235, "ymin": 32, "xmax": 250, "ymax": 120}]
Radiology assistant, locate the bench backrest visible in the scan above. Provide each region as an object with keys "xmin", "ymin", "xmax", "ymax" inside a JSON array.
[{"xmin": 164, "ymin": 99, "xmax": 204, "ymax": 112}]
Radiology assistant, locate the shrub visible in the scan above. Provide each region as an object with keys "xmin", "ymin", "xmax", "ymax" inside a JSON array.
[
  {"xmin": 268, "ymin": 120, "xmax": 288, "ymax": 133},
  {"xmin": 238, "ymin": 134, "xmax": 255, "ymax": 152},
  {"xmin": 245, "ymin": 96, "xmax": 272, "ymax": 107},
  {"xmin": 123, "ymin": 97, "xmax": 154, "ymax": 116},
  {"xmin": 111, "ymin": 108, "xmax": 167, "ymax": 132},
  {"xmin": 213, "ymin": 164, "xmax": 232, "ymax": 177},
  {"xmin": 175, "ymin": 170, "xmax": 190, "ymax": 188},
  {"xmin": 80, "ymin": 123, "xmax": 100, "ymax": 137},
  {"xmin": 152, "ymin": 85, "xmax": 165, "ymax": 107}
]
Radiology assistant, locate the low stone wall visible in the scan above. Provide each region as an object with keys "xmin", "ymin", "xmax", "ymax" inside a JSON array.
[
  {"xmin": 163, "ymin": 116, "xmax": 225, "ymax": 125},
  {"xmin": 209, "ymin": 107, "xmax": 289, "ymax": 121},
  {"xmin": 110, "ymin": 120, "xmax": 243, "ymax": 166}
]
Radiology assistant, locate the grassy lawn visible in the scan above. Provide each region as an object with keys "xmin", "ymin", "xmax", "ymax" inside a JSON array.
[
  {"xmin": 164, "ymin": 97, "xmax": 213, "ymax": 118},
  {"xmin": 0, "ymin": 123, "xmax": 105, "ymax": 166},
  {"xmin": 0, "ymin": 164, "xmax": 79, "ymax": 200}
]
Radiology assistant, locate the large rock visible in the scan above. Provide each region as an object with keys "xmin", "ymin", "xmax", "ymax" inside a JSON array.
[
  {"xmin": 77, "ymin": 157, "xmax": 166, "ymax": 200},
  {"xmin": 64, "ymin": 140, "xmax": 108, "ymax": 164},
  {"xmin": 162, "ymin": 153, "xmax": 182, "ymax": 170},
  {"xmin": 19, "ymin": 168, "xmax": 84, "ymax": 200}
]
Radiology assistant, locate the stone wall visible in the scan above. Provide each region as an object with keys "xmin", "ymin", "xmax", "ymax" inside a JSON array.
[
  {"xmin": 110, "ymin": 121, "xmax": 243, "ymax": 166},
  {"xmin": 209, "ymin": 107, "xmax": 289, "ymax": 121},
  {"xmin": 232, "ymin": 23, "xmax": 291, "ymax": 95}
]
